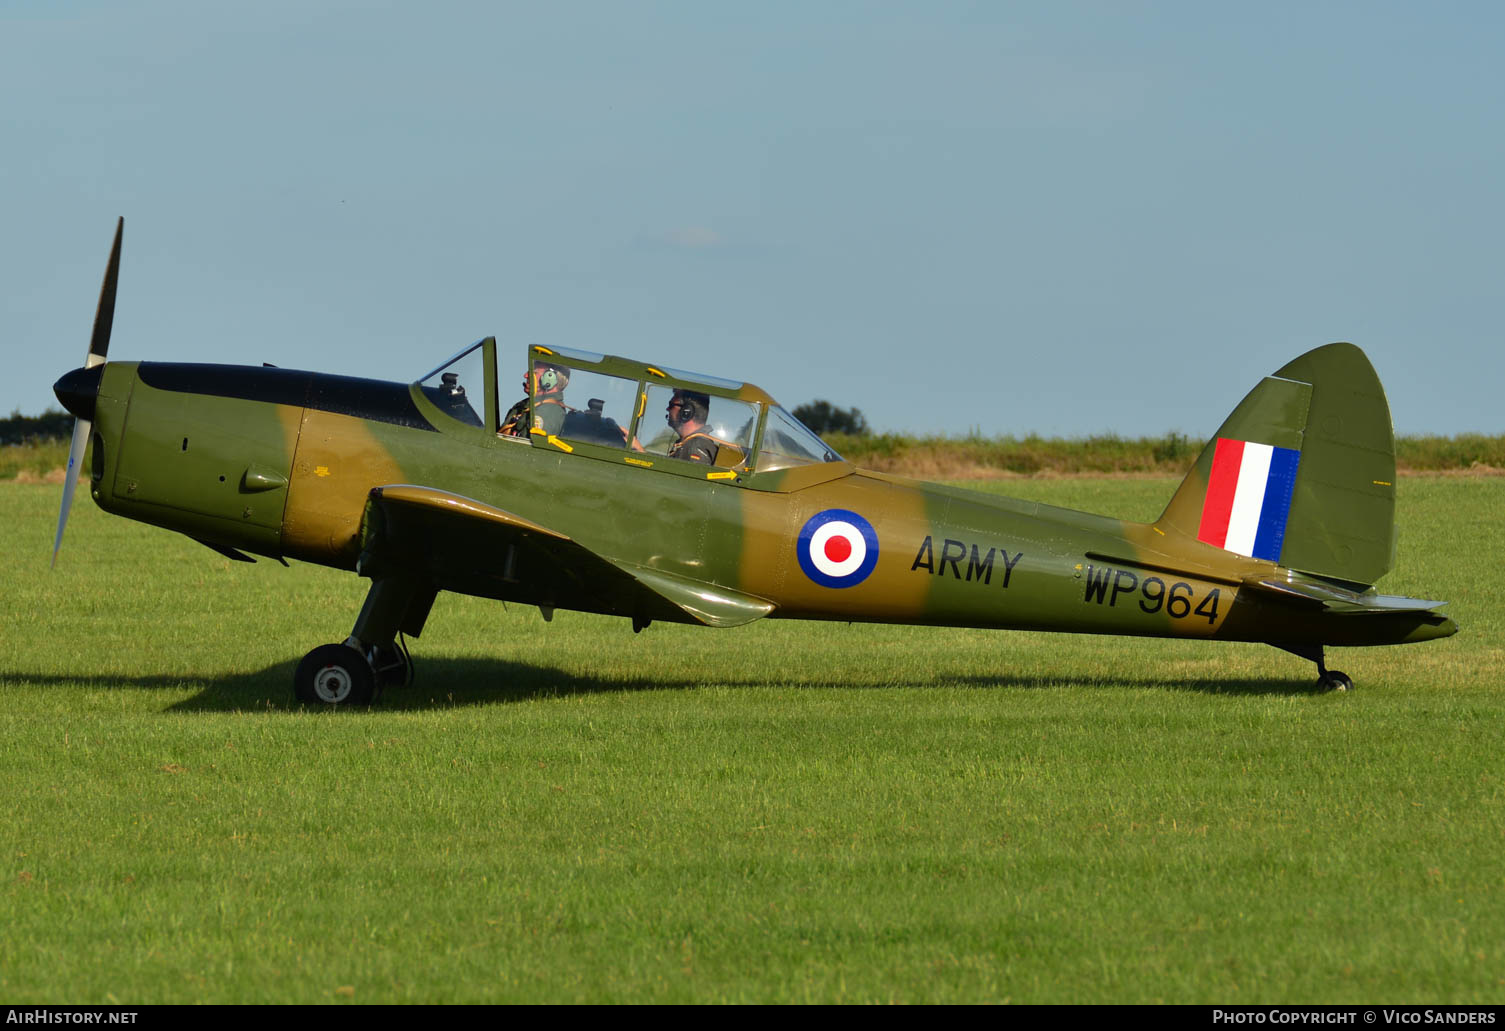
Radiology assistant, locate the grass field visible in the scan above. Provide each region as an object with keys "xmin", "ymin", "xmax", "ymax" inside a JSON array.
[{"xmin": 2, "ymin": 478, "xmax": 1501, "ymax": 1004}]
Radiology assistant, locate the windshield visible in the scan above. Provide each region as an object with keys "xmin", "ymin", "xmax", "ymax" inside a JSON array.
[
  {"xmin": 758, "ymin": 406, "xmax": 843, "ymax": 472},
  {"xmin": 417, "ymin": 341, "xmax": 485, "ymax": 427}
]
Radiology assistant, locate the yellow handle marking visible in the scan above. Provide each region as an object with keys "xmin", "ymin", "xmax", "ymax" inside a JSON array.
[{"xmin": 547, "ymin": 435, "xmax": 574, "ymax": 453}]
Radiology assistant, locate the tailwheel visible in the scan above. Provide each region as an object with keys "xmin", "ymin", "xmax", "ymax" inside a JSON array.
[
  {"xmin": 1318, "ymin": 670, "xmax": 1353, "ymax": 692},
  {"xmin": 294, "ymin": 643, "xmax": 376, "ymax": 706},
  {"xmin": 1276, "ymin": 645, "xmax": 1354, "ymax": 693}
]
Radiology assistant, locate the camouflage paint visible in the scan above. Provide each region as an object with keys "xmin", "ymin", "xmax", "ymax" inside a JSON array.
[
  {"xmin": 93, "ymin": 362, "xmax": 291, "ymax": 556},
  {"xmin": 69, "ymin": 341, "xmax": 1456, "ymax": 658},
  {"xmin": 284, "ymin": 409, "xmax": 406, "ymax": 566}
]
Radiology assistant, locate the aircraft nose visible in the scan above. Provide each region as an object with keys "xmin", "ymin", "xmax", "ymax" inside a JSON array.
[{"xmin": 54, "ymin": 365, "xmax": 103, "ymax": 421}]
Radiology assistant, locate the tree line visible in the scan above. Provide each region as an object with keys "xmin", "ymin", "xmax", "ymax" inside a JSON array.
[
  {"xmin": 1, "ymin": 409, "xmax": 71, "ymax": 446},
  {"xmin": 792, "ymin": 400, "xmax": 869, "ymax": 437}
]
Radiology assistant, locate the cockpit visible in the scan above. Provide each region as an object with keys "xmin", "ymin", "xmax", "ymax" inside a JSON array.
[{"xmin": 414, "ymin": 339, "xmax": 845, "ymax": 486}]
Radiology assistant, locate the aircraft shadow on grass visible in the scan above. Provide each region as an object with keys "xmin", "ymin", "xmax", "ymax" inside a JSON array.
[{"xmin": 10, "ymin": 658, "xmax": 1327, "ymax": 713}]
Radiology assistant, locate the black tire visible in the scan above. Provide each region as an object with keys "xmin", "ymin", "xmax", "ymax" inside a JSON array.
[
  {"xmin": 294, "ymin": 643, "xmax": 376, "ymax": 706},
  {"xmin": 1319, "ymin": 670, "xmax": 1354, "ymax": 692}
]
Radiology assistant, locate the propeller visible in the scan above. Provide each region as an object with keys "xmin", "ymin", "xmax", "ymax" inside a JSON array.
[{"xmin": 51, "ymin": 217, "xmax": 123, "ymax": 568}]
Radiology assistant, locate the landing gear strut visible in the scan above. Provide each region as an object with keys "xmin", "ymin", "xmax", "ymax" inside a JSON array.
[
  {"xmin": 369, "ymin": 641, "xmax": 412, "ymax": 688},
  {"xmin": 1276, "ymin": 644, "xmax": 1353, "ymax": 692}
]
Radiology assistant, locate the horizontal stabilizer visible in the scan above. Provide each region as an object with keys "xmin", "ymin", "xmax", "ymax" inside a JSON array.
[{"xmin": 1242, "ymin": 574, "xmax": 1449, "ymax": 617}]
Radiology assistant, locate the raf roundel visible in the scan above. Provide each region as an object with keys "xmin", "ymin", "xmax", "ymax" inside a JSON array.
[{"xmin": 797, "ymin": 509, "xmax": 880, "ymax": 589}]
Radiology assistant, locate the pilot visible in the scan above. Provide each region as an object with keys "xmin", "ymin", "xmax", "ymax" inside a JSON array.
[
  {"xmin": 666, "ymin": 389, "xmax": 720, "ymax": 464},
  {"xmin": 500, "ymin": 362, "xmax": 570, "ymax": 437}
]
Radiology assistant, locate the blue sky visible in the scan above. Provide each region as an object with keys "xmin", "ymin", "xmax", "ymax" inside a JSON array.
[{"xmin": 3, "ymin": 1, "xmax": 1501, "ymax": 437}]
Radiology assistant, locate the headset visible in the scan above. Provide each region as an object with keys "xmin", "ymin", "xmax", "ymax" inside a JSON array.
[
  {"xmin": 533, "ymin": 363, "xmax": 568, "ymax": 394},
  {"xmin": 668, "ymin": 390, "xmax": 709, "ymax": 429}
]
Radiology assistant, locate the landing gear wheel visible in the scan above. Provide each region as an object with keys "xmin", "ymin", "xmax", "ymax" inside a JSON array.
[
  {"xmin": 294, "ymin": 643, "xmax": 376, "ymax": 706},
  {"xmin": 1318, "ymin": 670, "xmax": 1353, "ymax": 692}
]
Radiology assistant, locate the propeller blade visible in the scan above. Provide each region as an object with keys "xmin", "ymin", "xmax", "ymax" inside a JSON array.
[
  {"xmin": 87, "ymin": 216, "xmax": 123, "ymax": 366},
  {"xmin": 53, "ymin": 217, "xmax": 123, "ymax": 568},
  {"xmin": 51, "ymin": 416, "xmax": 92, "ymax": 568}
]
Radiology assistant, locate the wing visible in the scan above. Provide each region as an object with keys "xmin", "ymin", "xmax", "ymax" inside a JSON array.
[{"xmin": 357, "ymin": 485, "xmax": 774, "ymax": 628}]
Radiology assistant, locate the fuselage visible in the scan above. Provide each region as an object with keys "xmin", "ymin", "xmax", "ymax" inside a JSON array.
[{"xmin": 72, "ymin": 358, "xmax": 1453, "ymax": 651}]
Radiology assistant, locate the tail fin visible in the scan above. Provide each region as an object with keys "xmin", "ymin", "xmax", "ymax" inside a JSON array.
[{"xmin": 1157, "ymin": 343, "xmax": 1396, "ymax": 588}]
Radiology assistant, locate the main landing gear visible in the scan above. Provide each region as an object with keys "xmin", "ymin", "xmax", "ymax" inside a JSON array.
[
  {"xmin": 1277, "ymin": 644, "xmax": 1353, "ymax": 692},
  {"xmin": 293, "ymin": 574, "xmax": 433, "ymax": 707},
  {"xmin": 293, "ymin": 639, "xmax": 412, "ymax": 706}
]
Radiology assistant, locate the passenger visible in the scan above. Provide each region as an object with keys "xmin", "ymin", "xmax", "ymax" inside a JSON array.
[
  {"xmin": 500, "ymin": 363, "xmax": 570, "ymax": 437},
  {"xmin": 666, "ymin": 389, "xmax": 721, "ymax": 464}
]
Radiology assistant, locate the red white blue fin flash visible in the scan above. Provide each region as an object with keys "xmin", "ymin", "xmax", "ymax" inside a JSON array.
[{"xmin": 1197, "ymin": 438, "xmax": 1301, "ymax": 561}]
